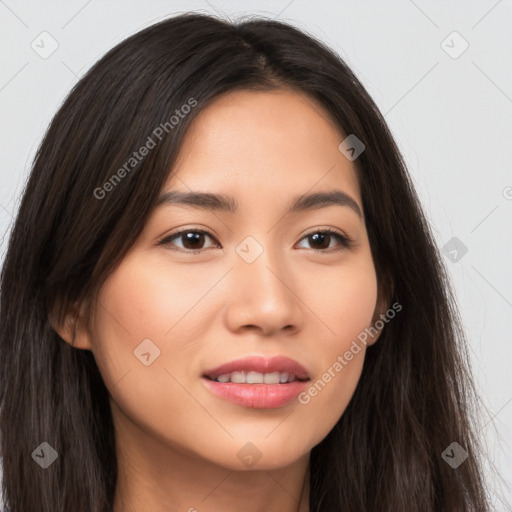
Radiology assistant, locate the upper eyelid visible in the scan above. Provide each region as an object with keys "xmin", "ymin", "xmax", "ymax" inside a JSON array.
[
  {"xmin": 160, "ymin": 226, "xmax": 352, "ymax": 248},
  {"xmin": 162, "ymin": 225, "xmax": 349, "ymax": 239},
  {"xmin": 162, "ymin": 228, "xmax": 218, "ymax": 244}
]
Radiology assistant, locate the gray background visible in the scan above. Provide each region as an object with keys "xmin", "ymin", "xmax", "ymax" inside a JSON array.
[{"xmin": 1, "ymin": 0, "xmax": 511, "ymax": 508}]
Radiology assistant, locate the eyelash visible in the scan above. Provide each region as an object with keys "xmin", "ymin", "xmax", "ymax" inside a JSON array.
[{"xmin": 158, "ymin": 227, "xmax": 354, "ymax": 255}]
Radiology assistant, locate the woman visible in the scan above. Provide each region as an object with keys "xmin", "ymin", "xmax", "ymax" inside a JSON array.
[{"xmin": 0, "ymin": 12, "xmax": 491, "ymax": 512}]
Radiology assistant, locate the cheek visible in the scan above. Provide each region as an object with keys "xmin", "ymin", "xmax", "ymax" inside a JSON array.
[
  {"xmin": 304, "ymin": 250, "xmax": 378, "ymax": 348},
  {"xmin": 87, "ymin": 255, "xmax": 204, "ymax": 391},
  {"xmin": 87, "ymin": 256, "xmax": 216, "ymax": 448},
  {"xmin": 294, "ymin": 253, "xmax": 377, "ymax": 436}
]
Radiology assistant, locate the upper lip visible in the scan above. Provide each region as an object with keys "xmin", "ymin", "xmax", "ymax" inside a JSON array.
[{"xmin": 202, "ymin": 355, "xmax": 310, "ymax": 381}]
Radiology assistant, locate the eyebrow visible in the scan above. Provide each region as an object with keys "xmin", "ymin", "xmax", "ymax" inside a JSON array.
[{"xmin": 156, "ymin": 189, "xmax": 363, "ymax": 218}]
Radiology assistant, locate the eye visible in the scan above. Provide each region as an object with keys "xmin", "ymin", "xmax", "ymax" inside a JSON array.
[
  {"xmin": 159, "ymin": 227, "xmax": 354, "ymax": 254},
  {"xmin": 159, "ymin": 229, "xmax": 220, "ymax": 253},
  {"xmin": 296, "ymin": 229, "xmax": 354, "ymax": 253}
]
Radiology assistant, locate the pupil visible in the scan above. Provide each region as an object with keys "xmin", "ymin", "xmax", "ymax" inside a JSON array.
[
  {"xmin": 310, "ymin": 233, "xmax": 329, "ymax": 249},
  {"xmin": 184, "ymin": 232, "xmax": 203, "ymax": 249}
]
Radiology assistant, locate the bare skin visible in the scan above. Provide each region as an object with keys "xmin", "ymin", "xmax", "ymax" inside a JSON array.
[{"xmin": 56, "ymin": 89, "xmax": 386, "ymax": 512}]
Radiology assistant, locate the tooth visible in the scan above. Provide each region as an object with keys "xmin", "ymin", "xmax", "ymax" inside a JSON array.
[
  {"xmin": 230, "ymin": 371, "xmax": 246, "ymax": 384},
  {"xmin": 215, "ymin": 371, "xmax": 296, "ymax": 384},
  {"xmin": 279, "ymin": 372, "xmax": 289, "ymax": 383},
  {"xmin": 246, "ymin": 371, "xmax": 264, "ymax": 384},
  {"xmin": 263, "ymin": 372, "xmax": 280, "ymax": 384}
]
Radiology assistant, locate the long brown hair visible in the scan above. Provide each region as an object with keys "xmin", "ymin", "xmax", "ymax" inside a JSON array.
[{"xmin": 0, "ymin": 12, "xmax": 491, "ymax": 511}]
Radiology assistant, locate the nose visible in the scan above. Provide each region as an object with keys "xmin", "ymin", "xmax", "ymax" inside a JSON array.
[{"xmin": 223, "ymin": 243, "xmax": 304, "ymax": 337}]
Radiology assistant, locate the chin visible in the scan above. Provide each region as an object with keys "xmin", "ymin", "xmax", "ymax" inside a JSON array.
[{"xmin": 202, "ymin": 436, "xmax": 312, "ymax": 471}]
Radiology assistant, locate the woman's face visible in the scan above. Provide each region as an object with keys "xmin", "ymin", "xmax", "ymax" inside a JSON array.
[{"xmin": 79, "ymin": 89, "xmax": 382, "ymax": 470}]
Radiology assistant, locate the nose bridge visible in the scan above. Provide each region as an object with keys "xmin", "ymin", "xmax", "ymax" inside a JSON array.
[
  {"xmin": 227, "ymin": 233, "xmax": 301, "ymax": 332},
  {"xmin": 236, "ymin": 235, "xmax": 289, "ymax": 300}
]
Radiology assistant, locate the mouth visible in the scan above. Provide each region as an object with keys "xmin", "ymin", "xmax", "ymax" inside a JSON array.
[
  {"xmin": 204, "ymin": 371, "xmax": 308, "ymax": 384},
  {"xmin": 201, "ymin": 355, "xmax": 311, "ymax": 409}
]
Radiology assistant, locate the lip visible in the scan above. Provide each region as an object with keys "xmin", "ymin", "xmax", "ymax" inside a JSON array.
[
  {"xmin": 202, "ymin": 355, "xmax": 310, "ymax": 381},
  {"xmin": 202, "ymin": 379, "xmax": 309, "ymax": 408},
  {"xmin": 201, "ymin": 355, "xmax": 311, "ymax": 409}
]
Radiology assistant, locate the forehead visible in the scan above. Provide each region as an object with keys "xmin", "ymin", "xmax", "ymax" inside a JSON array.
[{"xmin": 166, "ymin": 89, "xmax": 361, "ymax": 208}]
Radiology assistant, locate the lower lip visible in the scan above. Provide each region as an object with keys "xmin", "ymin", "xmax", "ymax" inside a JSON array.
[{"xmin": 202, "ymin": 378, "xmax": 309, "ymax": 408}]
